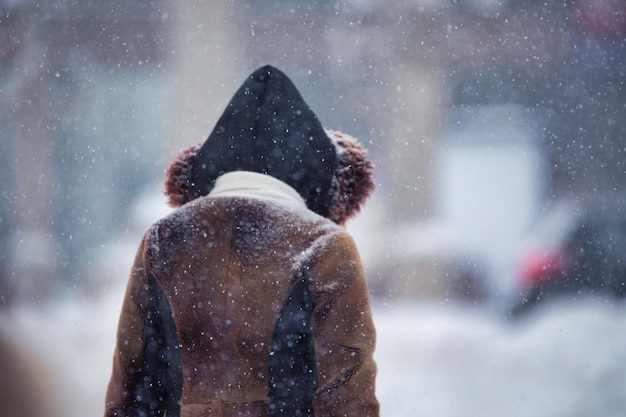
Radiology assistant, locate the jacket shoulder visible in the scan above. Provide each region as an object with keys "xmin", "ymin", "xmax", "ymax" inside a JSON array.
[{"xmin": 140, "ymin": 200, "xmax": 222, "ymax": 269}]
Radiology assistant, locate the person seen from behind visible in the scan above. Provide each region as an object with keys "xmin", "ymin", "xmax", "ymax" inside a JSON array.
[{"xmin": 104, "ymin": 65, "xmax": 379, "ymax": 417}]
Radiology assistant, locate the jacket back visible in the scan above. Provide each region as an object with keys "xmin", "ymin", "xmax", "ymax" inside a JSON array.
[{"xmin": 105, "ymin": 178, "xmax": 379, "ymax": 417}]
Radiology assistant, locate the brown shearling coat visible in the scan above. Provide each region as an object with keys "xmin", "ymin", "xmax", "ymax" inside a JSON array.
[{"xmin": 105, "ymin": 172, "xmax": 379, "ymax": 417}]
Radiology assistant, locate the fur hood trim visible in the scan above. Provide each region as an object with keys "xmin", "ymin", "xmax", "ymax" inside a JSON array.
[
  {"xmin": 164, "ymin": 143, "xmax": 201, "ymax": 208},
  {"xmin": 164, "ymin": 130, "xmax": 375, "ymax": 224},
  {"xmin": 327, "ymin": 130, "xmax": 376, "ymax": 224}
]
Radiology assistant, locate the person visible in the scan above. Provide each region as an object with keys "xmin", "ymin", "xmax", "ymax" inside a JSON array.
[
  {"xmin": 104, "ymin": 65, "xmax": 379, "ymax": 417},
  {"xmin": 0, "ymin": 329, "xmax": 60, "ymax": 417}
]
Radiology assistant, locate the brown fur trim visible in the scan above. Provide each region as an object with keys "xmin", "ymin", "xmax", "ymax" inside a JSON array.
[
  {"xmin": 164, "ymin": 143, "xmax": 201, "ymax": 207},
  {"xmin": 326, "ymin": 130, "xmax": 376, "ymax": 225}
]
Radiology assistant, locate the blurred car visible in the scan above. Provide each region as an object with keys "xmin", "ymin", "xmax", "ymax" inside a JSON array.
[
  {"xmin": 510, "ymin": 194, "xmax": 626, "ymax": 317},
  {"xmin": 366, "ymin": 221, "xmax": 491, "ymax": 304}
]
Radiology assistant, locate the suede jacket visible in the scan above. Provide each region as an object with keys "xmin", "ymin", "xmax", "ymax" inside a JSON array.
[{"xmin": 104, "ymin": 171, "xmax": 379, "ymax": 417}]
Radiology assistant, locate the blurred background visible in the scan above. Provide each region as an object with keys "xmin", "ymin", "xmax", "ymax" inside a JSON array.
[{"xmin": 1, "ymin": 0, "xmax": 626, "ymax": 416}]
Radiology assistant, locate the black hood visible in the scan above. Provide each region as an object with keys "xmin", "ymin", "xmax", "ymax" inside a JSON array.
[
  {"xmin": 188, "ymin": 65, "xmax": 337, "ymax": 217},
  {"xmin": 164, "ymin": 65, "xmax": 376, "ymax": 224}
]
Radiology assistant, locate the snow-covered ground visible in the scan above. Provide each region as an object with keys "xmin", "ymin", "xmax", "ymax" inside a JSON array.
[
  {"xmin": 4, "ymin": 293, "xmax": 626, "ymax": 417},
  {"xmin": 374, "ymin": 301, "xmax": 626, "ymax": 417}
]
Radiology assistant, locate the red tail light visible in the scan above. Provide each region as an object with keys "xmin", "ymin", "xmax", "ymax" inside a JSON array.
[{"xmin": 519, "ymin": 249, "xmax": 570, "ymax": 287}]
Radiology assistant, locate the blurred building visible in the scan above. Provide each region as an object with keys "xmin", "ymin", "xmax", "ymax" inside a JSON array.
[
  {"xmin": 0, "ymin": 0, "xmax": 172, "ymax": 306},
  {"xmin": 1, "ymin": 0, "xmax": 624, "ymax": 306}
]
